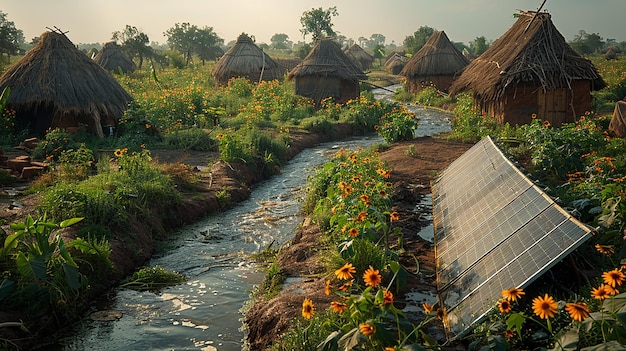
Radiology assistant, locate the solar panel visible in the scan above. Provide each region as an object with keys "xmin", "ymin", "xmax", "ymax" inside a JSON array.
[{"xmin": 432, "ymin": 136, "xmax": 593, "ymax": 339}]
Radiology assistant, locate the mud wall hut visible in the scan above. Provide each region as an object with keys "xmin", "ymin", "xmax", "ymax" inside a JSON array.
[
  {"xmin": 384, "ymin": 53, "xmax": 408, "ymax": 75},
  {"xmin": 400, "ymin": 31, "xmax": 469, "ymax": 93},
  {"xmin": 288, "ymin": 38, "xmax": 367, "ymax": 106},
  {"xmin": 449, "ymin": 11, "xmax": 606, "ymax": 126},
  {"xmin": 0, "ymin": 31, "xmax": 134, "ymax": 137},
  {"xmin": 212, "ymin": 33, "xmax": 281, "ymax": 86},
  {"xmin": 94, "ymin": 41, "xmax": 136, "ymax": 73},
  {"xmin": 344, "ymin": 43, "xmax": 374, "ymax": 71}
]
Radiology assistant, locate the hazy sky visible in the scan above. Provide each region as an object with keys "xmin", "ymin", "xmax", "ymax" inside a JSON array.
[{"xmin": 3, "ymin": 0, "xmax": 625, "ymax": 46}]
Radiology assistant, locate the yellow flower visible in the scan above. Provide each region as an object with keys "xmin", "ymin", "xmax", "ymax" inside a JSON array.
[
  {"xmin": 565, "ymin": 302, "xmax": 591, "ymax": 322},
  {"xmin": 337, "ymin": 280, "xmax": 353, "ymax": 292},
  {"xmin": 330, "ymin": 301, "xmax": 347, "ymax": 313},
  {"xmin": 355, "ymin": 211, "xmax": 367, "ymax": 222},
  {"xmin": 301, "ymin": 298, "xmax": 314, "ymax": 320},
  {"xmin": 363, "ymin": 266, "xmax": 382, "ymax": 288},
  {"xmin": 390, "ymin": 211, "xmax": 399, "ymax": 222},
  {"xmin": 532, "ymin": 294, "xmax": 558, "ymax": 319},
  {"xmin": 591, "ymin": 284, "xmax": 612, "ymax": 300},
  {"xmin": 543, "ymin": 120, "xmax": 551, "ymax": 127},
  {"xmin": 348, "ymin": 227, "xmax": 359, "ymax": 237},
  {"xmin": 595, "ymin": 244, "xmax": 615, "ymax": 255},
  {"xmin": 498, "ymin": 299, "xmax": 512, "ymax": 313},
  {"xmin": 325, "ymin": 280, "xmax": 331, "ymax": 296},
  {"xmin": 335, "ymin": 263, "xmax": 356, "ymax": 280},
  {"xmin": 114, "ymin": 149, "xmax": 124, "ymax": 157},
  {"xmin": 359, "ymin": 323, "xmax": 375, "ymax": 336},
  {"xmin": 603, "ymin": 268, "xmax": 626, "ymax": 288},
  {"xmin": 501, "ymin": 287, "xmax": 525, "ymax": 302}
]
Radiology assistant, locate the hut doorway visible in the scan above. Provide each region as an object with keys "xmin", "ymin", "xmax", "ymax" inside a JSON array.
[{"xmin": 538, "ymin": 87, "xmax": 571, "ymax": 125}]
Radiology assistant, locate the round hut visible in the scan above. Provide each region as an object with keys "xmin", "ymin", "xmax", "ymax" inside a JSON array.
[
  {"xmin": 384, "ymin": 53, "xmax": 408, "ymax": 75},
  {"xmin": 287, "ymin": 38, "xmax": 367, "ymax": 106},
  {"xmin": 449, "ymin": 11, "xmax": 606, "ymax": 127},
  {"xmin": 212, "ymin": 33, "xmax": 281, "ymax": 86},
  {"xmin": 0, "ymin": 31, "xmax": 134, "ymax": 137},
  {"xmin": 94, "ymin": 41, "xmax": 136, "ymax": 73},
  {"xmin": 344, "ymin": 43, "xmax": 374, "ymax": 71},
  {"xmin": 400, "ymin": 31, "xmax": 469, "ymax": 93}
]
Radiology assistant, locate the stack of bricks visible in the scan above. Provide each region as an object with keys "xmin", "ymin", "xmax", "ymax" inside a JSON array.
[{"xmin": 2, "ymin": 138, "xmax": 47, "ymax": 179}]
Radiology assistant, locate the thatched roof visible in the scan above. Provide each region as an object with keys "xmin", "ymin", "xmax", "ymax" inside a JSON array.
[
  {"xmin": 94, "ymin": 41, "xmax": 136, "ymax": 73},
  {"xmin": 606, "ymin": 45, "xmax": 622, "ymax": 54},
  {"xmin": 0, "ymin": 31, "xmax": 133, "ymax": 135},
  {"xmin": 449, "ymin": 11, "xmax": 606, "ymax": 100},
  {"xmin": 288, "ymin": 38, "xmax": 367, "ymax": 81},
  {"xmin": 344, "ymin": 43, "xmax": 374, "ymax": 70},
  {"xmin": 400, "ymin": 31, "xmax": 469, "ymax": 78},
  {"xmin": 211, "ymin": 33, "xmax": 281, "ymax": 84},
  {"xmin": 384, "ymin": 53, "xmax": 408, "ymax": 74}
]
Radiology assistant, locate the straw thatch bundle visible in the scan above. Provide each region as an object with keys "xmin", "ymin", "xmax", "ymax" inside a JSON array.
[
  {"xmin": 384, "ymin": 53, "xmax": 408, "ymax": 75},
  {"xmin": 450, "ymin": 11, "xmax": 605, "ymax": 102},
  {"xmin": 212, "ymin": 33, "xmax": 281, "ymax": 86},
  {"xmin": 0, "ymin": 31, "xmax": 133, "ymax": 137},
  {"xmin": 609, "ymin": 101, "xmax": 626, "ymax": 137},
  {"xmin": 449, "ymin": 11, "xmax": 605, "ymax": 125},
  {"xmin": 344, "ymin": 43, "xmax": 374, "ymax": 71},
  {"xmin": 94, "ymin": 41, "xmax": 136, "ymax": 73},
  {"xmin": 606, "ymin": 45, "xmax": 623, "ymax": 54},
  {"xmin": 288, "ymin": 38, "xmax": 366, "ymax": 106},
  {"xmin": 400, "ymin": 31, "xmax": 469, "ymax": 92},
  {"xmin": 605, "ymin": 48, "xmax": 618, "ymax": 61}
]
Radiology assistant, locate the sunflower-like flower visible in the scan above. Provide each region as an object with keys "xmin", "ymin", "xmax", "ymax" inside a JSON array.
[
  {"xmin": 325, "ymin": 280, "xmax": 332, "ymax": 296},
  {"xmin": 330, "ymin": 301, "xmax": 347, "ymax": 313},
  {"xmin": 390, "ymin": 211, "xmax": 399, "ymax": 222},
  {"xmin": 501, "ymin": 287, "xmax": 525, "ymax": 302},
  {"xmin": 355, "ymin": 211, "xmax": 367, "ymax": 222},
  {"xmin": 498, "ymin": 299, "xmax": 512, "ymax": 313},
  {"xmin": 603, "ymin": 268, "xmax": 626, "ymax": 288},
  {"xmin": 532, "ymin": 294, "xmax": 558, "ymax": 319},
  {"xmin": 335, "ymin": 263, "xmax": 356, "ymax": 280},
  {"xmin": 301, "ymin": 298, "xmax": 314, "ymax": 320},
  {"xmin": 422, "ymin": 303, "xmax": 434, "ymax": 314},
  {"xmin": 348, "ymin": 227, "xmax": 359, "ymax": 237},
  {"xmin": 359, "ymin": 323, "xmax": 375, "ymax": 336},
  {"xmin": 383, "ymin": 289, "xmax": 394, "ymax": 305},
  {"xmin": 565, "ymin": 302, "xmax": 591, "ymax": 322},
  {"xmin": 591, "ymin": 284, "xmax": 612, "ymax": 300},
  {"xmin": 595, "ymin": 244, "xmax": 615, "ymax": 255},
  {"xmin": 363, "ymin": 266, "xmax": 382, "ymax": 287}
]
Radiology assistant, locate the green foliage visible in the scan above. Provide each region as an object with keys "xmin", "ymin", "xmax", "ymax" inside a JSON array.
[
  {"xmin": 56, "ymin": 144, "xmax": 95, "ymax": 182},
  {"xmin": 121, "ymin": 265, "xmax": 185, "ymax": 291},
  {"xmin": 403, "ymin": 26, "xmax": 436, "ymax": 54},
  {"xmin": 164, "ymin": 22, "xmax": 224, "ymax": 66},
  {"xmin": 31, "ymin": 128, "xmax": 82, "ymax": 161},
  {"xmin": 376, "ymin": 109, "xmax": 418, "ymax": 143},
  {"xmin": 447, "ymin": 92, "xmax": 499, "ymax": 142},
  {"xmin": 299, "ymin": 6, "xmax": 338, "ymax": 41},
  {"xmin": 161, "ymin": 128, "xmax": 217, "ymax": 151},
  {"xmin": 414, "ymin": 85, "xmax": 453, "ymax": 108}
]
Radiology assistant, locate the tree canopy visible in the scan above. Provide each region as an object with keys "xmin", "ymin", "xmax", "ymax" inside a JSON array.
[
  {"xmin": 300, "ymin": 6, "xmax": 338, "ymax": 42},
  {"xmin": 270, "ymin": 33, "xmax": 292, "ymax": 50},
  {"xmin": 569, "ymin": 30, "xmax": 605, "ymax": 55},
  {"xmin": 112, "ymin": 25, "xmax": 151, "ymax": 69},
  {"xmin": 403, "ymin": 26, "xmax": 435, "ymax": 54},
  {"xmin": 0, "ymin": 11, "xmax": 24, "ymax": 64},
  {"xmin": 164, "ymin": 23, "xmax": 224, "ymax": 65}
]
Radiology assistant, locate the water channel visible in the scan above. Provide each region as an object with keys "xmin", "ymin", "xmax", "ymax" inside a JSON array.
[{"xmin": 56, "ymin": 87, "xmax": 452, "ymax": 351}]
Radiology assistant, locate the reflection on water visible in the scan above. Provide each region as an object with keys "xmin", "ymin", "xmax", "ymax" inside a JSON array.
[{"xmin": 57, "ymin": 88, "xmax": 452, "ymax": 350}]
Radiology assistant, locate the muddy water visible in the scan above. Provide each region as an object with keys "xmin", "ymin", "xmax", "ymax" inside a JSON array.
[{"xmin": 55, "ymin": 89, "xmax": 452, "ymax": 351}]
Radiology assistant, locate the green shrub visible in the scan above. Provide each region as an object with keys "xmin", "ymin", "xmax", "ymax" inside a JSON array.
[{"xmin": 161, "ymin": 128, "xmax": 218, "ymax": 151}]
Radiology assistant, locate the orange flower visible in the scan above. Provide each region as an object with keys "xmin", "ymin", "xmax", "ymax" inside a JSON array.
[
  {"xmin": 363, "ymin": 266, "xmax": 382, "ymax": 287},
  {"xmin": 359, "ymin": 194, "xmax": 370, "ymax": 204},
  {"xmin": 498, "ymin": 299, "xmax": 512, "ymax": 313},
  {"xmin": 355, "ymin": 211, "xmax": 367, "ymax": 222},
  {"xmin": 337, "ymin": 280, "xmax": 353, "ymax": 292},
  {"xmin": 348, "ymin": 227, "xmax": 359, "ymax": 237},
  {"xmin": 591, "ymin": 284, "xmax": 612, "ymax": 300},
  {"xmin": 532, "ymin": 294, "xmax": 557, "ymax": 319},
  {"xmin": 436, "ymin": 307, "xmax": 447, "ymax": 321},
  {"xmin": 501, "ymin": 287, "xmax": 525, "ymax": 302},
  {"xmin": 335, "ymin": 263, "xmax": 356, "ymax": 280},
  {"xmin": 603, "ymin": 269, "xmax": 626, "ymax": 288},
  {"xmin": 325, "ymin": 280, "xmax": 331, "ymax": 296},
  {"xmin": 301, "ymin": 298, "xmax": 314, "ymax": 320},
  {"xmin": 390, "ymin": 211, "xmax": 399, "ymax": 222},
  {"xmin": 422, "ymin": 303, "xmax": 434, "ymax": 313},
  {"xmin": 359, "ymin": 323, "xmax": 375, "ymax": 336},
  {"xmin": 565, "ymin": 302, "xmax": 591, "ymax": 322},
  {"xmin": 383, "ymin": 289, "xmax": 394, "ymax": 305},
  {"xmin": 595, "ymin": 244, "xmax": 615, "ymax": 255},
  {"xmin": 330, "ymin": 301, "xmax": 347, "ymax": 313}
]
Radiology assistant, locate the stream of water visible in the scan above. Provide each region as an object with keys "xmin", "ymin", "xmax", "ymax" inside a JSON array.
[{"xmin": 55, "ymin": 87, "xmax": 452, "ymax": 351}]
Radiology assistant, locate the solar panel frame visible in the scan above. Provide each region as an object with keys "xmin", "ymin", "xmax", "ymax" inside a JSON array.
[{"xmin": 432, "ymin": 136, "xmax": 593, "ymax": 340}]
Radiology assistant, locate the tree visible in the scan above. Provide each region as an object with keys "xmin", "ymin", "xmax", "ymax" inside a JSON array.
[
  {"xmin": 0, "ymin": 11, "xmax": 24, "ymax": 64},
  {"xmin": 403, "ymin": 26, "xmax": 435, "ymax": 54},
  {"xmin": 270, "ymin": 33, "xmax": 291, "ymax": 50},
  {"xmin": 300, "ymin": 6, "xmax": 338, "ymax": 41},
  {"xmin": 295, "ymin": 42, "xmax": 312, "ymax": 59},
  {"xmin": 370, "ymin": 34, "xmax": 386, "ymax": 47},
  {"xmin": 469, "ymin": 36, "xmax": 489, "ymax": 56},
  {"xmin": 570, "ymin": 30, "xmax": 605, "ymax": 55},
  {"xmin": 112, "ymin": 25, "xmax": 151, "ymax": 69},
  {"xmin": 164, "ymin": 23, "xmax": 223, "ymax": 66}
]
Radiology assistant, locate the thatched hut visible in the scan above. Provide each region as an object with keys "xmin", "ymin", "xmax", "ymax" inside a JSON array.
[
  {"xmin": 605, "ymin": 48, "xmax": 618, "ymax": 61},
  {"xmin": 0, "ymin": 31, "xmax": 133, "ymax": 137},
  {"xmin": 608, "ymin": 101, "xmax": 626, "ymax": 137},
  {"xmin": 212, "ymin": 33, "xmax": 281, "ymax": 86},
  {"xmin": 344, "ymin": 43, "xmax": 374, "ymax": 71},
  {"xmin": 400, "ymin": 31, "xmax": 469, "ymax": 93},
  {"xmin": 384, "ymin": 53, "xmax": 408, "ymax": 75},
  {"xmin": 449, "ymin": 11, "xmax": 606, "ymax": 126},
  {"xmin": 94, "ymin": 41, "xmax": 136, "ymax": 73},
  {"xmin": 287, "ymin": 38, "xmax": 367, "ymax": 106}
]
